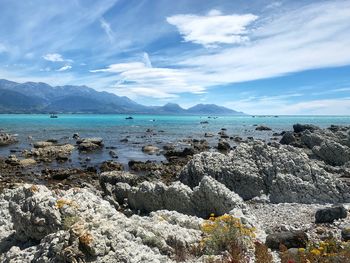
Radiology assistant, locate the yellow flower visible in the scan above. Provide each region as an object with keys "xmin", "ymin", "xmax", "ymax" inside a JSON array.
[
  {"xmin": 310, "ymin": 249, "xmax": 321, "ymax": 256},
  {"xmin": 298, "ymin": 248, "xmax": 305, "ymax": 253}
]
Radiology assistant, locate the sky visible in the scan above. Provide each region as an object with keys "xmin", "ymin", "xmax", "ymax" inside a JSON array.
[{"xmin": 0, "ymin": 0, "xmax": 350, "ymax": 115}]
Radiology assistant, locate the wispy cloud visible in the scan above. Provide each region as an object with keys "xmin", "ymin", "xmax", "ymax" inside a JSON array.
[
  {"xmin": 225, "ymin": 95, "xmax": 350, "ymax": 115},
  {"xmin": 100, "ymin": 17, "xmax": 114, "ymax": 42},
  {"xmin": 91, "ymin": 56, "xmax": 204, "ymax": 98},
  {"xmin": 167, "ymin": 9, "xmax": 258, "ymax": 47},
  {"xmin": 57, "ymin": 65, "xmax": 72, "ymax": 72},
  {"xmin": 43, "ymin": 53, "xmax": 73, "ymax": 63}
]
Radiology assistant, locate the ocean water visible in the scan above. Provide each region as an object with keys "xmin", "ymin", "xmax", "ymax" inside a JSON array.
[{"xmin": 0, "ymin": 114, "xmax": 350, "ymax": 166}]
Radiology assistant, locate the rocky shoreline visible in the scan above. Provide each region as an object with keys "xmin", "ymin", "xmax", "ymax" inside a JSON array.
[{"xmin": 1, "ymin": 124, "xmax": 350, "ymax": 262}]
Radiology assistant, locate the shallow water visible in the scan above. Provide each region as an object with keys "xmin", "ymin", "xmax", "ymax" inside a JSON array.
[{"xmin": 1, "ymin": 114, "xmax": 350, "ymax": 166}]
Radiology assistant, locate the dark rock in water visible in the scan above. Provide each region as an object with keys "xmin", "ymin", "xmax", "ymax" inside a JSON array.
[
  {"xmin": 233, "ymin": 136, "xmax": 243, "ymax": 142},
  {"xmin": 221, "ymin": 128, "xmax": 227, "ymax": 131},
  {"xmin": 125, "ymin": 116, "xmax": 133, "ymax": 120},
  {"xmin": 315, "ymin": 206, "xmax": 347, "ymax": 223},
  {"xmin": 100, "ymin": 160, "xmax": 124, "ymax": 172},
  {"xmin": 5, "ymin": 155, "xmax": 19, "ymax": 166},
  {"xmin": 341, "ymin": 225, "xmax": 350, "ymax": 241},
  {"xmin": 255, "ymin": 125, "xmax": 272, "ymax": 131},
  {"xmin": 120, "ymin": 138, "xmax": 128, "ymax": 143},
  {"xmin": 72, "ymin": 133, "xmax": 80, "ymax": 140},
  {"xmin": 218, "ymin": 131, "xmax": 229, "ymax": 138},
  {"xmin": 265, "ymin": 231, "xmax": 308, "ymax": 250},
  {"xmin": 105, "ymin": 146, "xmax": 117, "ymax": 149},
  {"xmin": 0, "ymin": 133, "xmax": 18, "ymax": 146},
  {"xmin": 204, "ymin": 132, "xmax": 214, "ymax": 138},
  {"xmin": 146, "ymin": 129, "xmax": 153, "ymax": 133},
  {"xmin": 163, "ymin": 144, "xmax": 175, "ymax": 151},
  {"xmin": 200, "ymin": 121, "xmax": 209, "ymax": 124},
  {"xmin": 313, "ymin": 141, "xmax": 350, "ymax": 166},
  {"xmin": 164, "ymin": 147, "xmax": 195, "ymax": 159},
  {"xmin": 51, "ymin": 170, "xmax": 71, "ymax": 180},
  {"xmin": 109, "ymin": 150, "xmax": 118, "ymax": 159},
  {"xmin": 128, "ymin": 160, "xmax": 159, "ymax": 172},
  {"xmin": 217, "ymin": 140, "xmax": 230, "ymax": 152},
  {"xmin": 46, "ymin": 139, "xmax": 58, "ymax": 143},
  {"xmin": 293, "ymin": 123, "xmax": 319, "ymax": 133},
  {"xmin": 280, "ymin": 132, "xmax": 296, "ymax": 145}
]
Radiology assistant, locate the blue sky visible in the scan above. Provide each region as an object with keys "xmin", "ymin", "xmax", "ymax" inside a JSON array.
[{"xmin": 0, "ymin": 0, "xmax": 350, "ymax": 114}]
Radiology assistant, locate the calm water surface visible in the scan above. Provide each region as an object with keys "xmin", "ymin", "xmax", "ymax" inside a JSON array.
[{"xmin": 0, "ymin": 114, "xmax": 349, "ymax": 166}]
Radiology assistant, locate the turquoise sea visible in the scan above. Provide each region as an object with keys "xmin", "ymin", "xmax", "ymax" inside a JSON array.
[{"xmin": 1, "ymin": 114, "xmax": 350, "ymax": 166}]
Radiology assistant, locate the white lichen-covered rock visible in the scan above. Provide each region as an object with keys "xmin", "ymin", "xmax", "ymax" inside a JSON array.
[
  {"xmin": 0, "ymin": 184, "xmax": 207, "ymax": 262},
  {"xmin": 7, "ymin": 185, "xmax": 61, "ymax": 241},
  {"xmin": 313, "ymin": 140, "xmax": 350, "ymax": 166},
  {"xmin": 180, "ymin": 141, "xmax": 350, "ymax": 204},
  {"xmin": 112, "ymin": 176, "xmax": 245, "ymax": 217}
]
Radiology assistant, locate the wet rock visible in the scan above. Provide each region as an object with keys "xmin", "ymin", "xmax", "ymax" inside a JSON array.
[
  {"xmin": 142, "ymin": 145, "xmax": 160, "ymax": 155},
  {"xmin": 200, "ymin": 121, "xmax": 209, "ymax": 124},
  {"xmin": 32, "ymin": 144, "xmax": 74, "ymax": 161},
  {"xmin": 33, "ymin": 141, "xmax": 54, "ymax": 148},
  {"xmin": 217, "ymin": 140, "xmax": 231, "ymax": 152},
  {"xmin": 0, "ymin": 133, "xmax": 18, "ymax": 146},
  {"xmin": 313, "ymin": 140, "xmax": 350, "ymax": 166},
  {"xmin": 233, "ymin": 136, "xmax": 243, "ymax": 142},
  {"xmin": 255, "ymin": 125, "xmax": 272, "ymax": 131},
  {"xmin": 72, "ymin": 133, "xmax": 80, "ymax": 140},
  {"xmin": 293, "ymin": 123, "xmax": 320, "ymax": 133},
  {"xmin": 120, "ymin": 138, "xmax": 128, "ymax": 143},
  {"xmin": 266, "ymin": 231, "xmax": 308, "ymax": 250},
  {"xmin": 218, "ymin": 131, "xmax": 229, "ymax": 138},
  {"xmin": 204, "ymin": 132, "xmax": 214, "ymax": 137},
  {"xmin": 5, "ymin": 155, "xmax": 19, "ymax": 166},
  {"xmin": 100, "ymin": 161, "xmax": 124, "ymax": 172},
  {"xmin": 109, "ymin": 150, "xmax": 118, "ymax": 158},
  {"xmin": 77, "ymin": 138, "xmax": 103, "ymax": 152},
  {"xmin": 315, "ymin": 206, "xmax": 347, "ymax": 223}
]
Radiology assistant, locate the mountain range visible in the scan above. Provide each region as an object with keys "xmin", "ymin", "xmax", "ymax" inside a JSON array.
[{"xmin": 0, "ymin": 79, "xmax": 245, "ymax": 115}]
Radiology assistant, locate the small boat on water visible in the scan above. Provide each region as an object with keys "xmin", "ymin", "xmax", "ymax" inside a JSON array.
[{"xmin": 50, "ymin": 113, "xmax": 58, "ymax": 118}]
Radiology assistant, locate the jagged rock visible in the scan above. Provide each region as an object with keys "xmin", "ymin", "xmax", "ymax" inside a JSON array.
[
  {"xmin": 266, "ymin": 230, "xmax": 308, "ymax": 249},
  {"xmin": 280, "ymin": 132, "xmax": 296, "ymax": 145},
  {"xmin": 112, "ymin": 176, "xmax": 244, "ymax": 218},
  {"xmin": 0, "ymin": 133, "xmax": 18, "ymax": 146},
  {"xmin": 7, "ymin": 185, "xmax": 61, "ymax": 241},
  {"xmin": 313, "ymin": 140, "xmax": 350, "ymax": 166},
  {"xmin": 100, "ymin": 171, "xmax": 138, "ymax": 194},
  {"xmin": 0, "ymin": 184, "xmax": 204, "ymax": 262},
  {"xmin": 180, "ymin": 141, "xmax": 350, "ymax": 203},
  {"xmin": 255, "ymin": 125, "xmax": 272, "ymax": 131},
  {"xmin": 293, "ymin": 123, "xmax": 319, "ymax": 133},
  {"xmin": 315, "ymin": 206, "xmax": 347, "ymax": 223}
]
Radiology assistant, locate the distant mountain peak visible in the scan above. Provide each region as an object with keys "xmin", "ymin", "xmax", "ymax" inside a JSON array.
[{"xmin": 0, "ymin": 79, "xmax": 245, "ymax": 115}]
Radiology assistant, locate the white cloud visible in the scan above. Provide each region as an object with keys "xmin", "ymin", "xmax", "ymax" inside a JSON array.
[
  {"xmin": 42, "ymin": 53, "xmax": 73, "ymax": 63},
  {"xmin": 225, "ymin": 95, "xmax": 350, "ymax": 115},
  {"xmin": 57, "ymin": 65, "xmax": 72, "ymax": 72},
  {"xmin": 100, "ymin": 17, "xmax": 114, "ymax": 42},
  {"xmin": 175, "ymin": 1, "xmax": 350, "ymax": 87},
  {"xmin": 91, "ymin": 59, "xmax": 204, "ymax": 99},
  {"xmin": 167, "ymin": 9, "xmax": 258, "ymax": 47}
]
